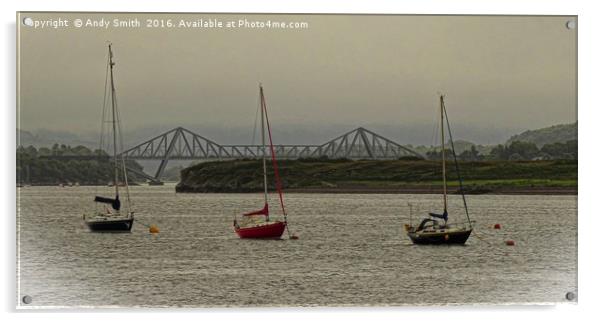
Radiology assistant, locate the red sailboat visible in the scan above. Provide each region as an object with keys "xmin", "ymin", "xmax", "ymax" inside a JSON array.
[{"xmin": 233, "ymin": 85, "xmax": 291, "ymax": 239}]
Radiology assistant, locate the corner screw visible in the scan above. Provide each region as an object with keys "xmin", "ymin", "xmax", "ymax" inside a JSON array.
[
  {"xmin": 23, "ymin": 17, "xmax": 34, "ymax": 27},
  {"xmin": 22, "ymin": 295, "xmax": 32, "ymax": 304},
  {"xmin": 565, "ymin": 291, "xmax": 576, "ymax": 301},
  {"xmin": 566, "ymin": 21, "xmax": 576, "ymax": 30}
]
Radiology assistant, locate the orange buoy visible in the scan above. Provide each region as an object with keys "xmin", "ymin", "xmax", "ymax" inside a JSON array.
[
  {"xmin": 494, "ymin": 223, "xmax": 501, "ymax": 229},
  {"xmin": 290, "ymin": 234, "xmax": 299, "ymax": 240},
  {"xmin": 149, "ymin": 225, "xmax": 160, "ymax": 234},
  {"xmin": 505, "ymin": 240, "xmax": 515, "ymax": 246}
]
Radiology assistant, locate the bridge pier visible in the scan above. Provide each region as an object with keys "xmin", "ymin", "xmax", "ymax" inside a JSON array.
[
  {"xmin": 154, "ymin": 159, "xmax": 169, "ymax": 183},
  {"xmin": 124, "ymin": 165, "xmax": 163, "ymax": 185}
]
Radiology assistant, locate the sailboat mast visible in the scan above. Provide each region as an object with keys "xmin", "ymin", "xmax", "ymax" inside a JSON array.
[
  {"xmin": 440, "ymin": 95, "xmax": 447, "ymax": 212},
  {"xmin": 260, "ymin": 85, "xmax": 268, "ymax": 207},
  {"xmin": 442, "ymin": 99, "xmax": 473, "ymax": 228},
  {"xmin": 108, "ymin": 44, "xmax": 119, "ymax": 197}
]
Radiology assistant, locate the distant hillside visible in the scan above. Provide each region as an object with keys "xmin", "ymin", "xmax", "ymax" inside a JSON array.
[{"xmin": 507, "ymin": 123, "xmax": 577, "ymax": 147}]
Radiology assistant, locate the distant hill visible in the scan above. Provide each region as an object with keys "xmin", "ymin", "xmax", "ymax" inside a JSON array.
[{"xmin": 507, "ymin": 123, "xmax": 577, "ymax": 147}]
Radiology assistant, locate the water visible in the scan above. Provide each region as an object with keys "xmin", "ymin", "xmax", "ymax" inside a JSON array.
[{"xmin": 17, "ymin": 185, "xmax": 577, "ymax": 307}]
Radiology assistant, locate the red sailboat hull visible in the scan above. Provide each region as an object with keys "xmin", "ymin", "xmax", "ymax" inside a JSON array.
[{"xmin": 235, "ymin": 221, "xmax": 286, "ymax": 239}]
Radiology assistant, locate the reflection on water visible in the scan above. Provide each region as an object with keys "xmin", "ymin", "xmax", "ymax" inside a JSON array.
[{"xmin": 17, "ymin": 185, "xmax": 577, "ymax": 307}]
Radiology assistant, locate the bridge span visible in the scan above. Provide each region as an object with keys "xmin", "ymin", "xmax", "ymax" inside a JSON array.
[
  {"xmin": 119, "ymin": 126, "xmax": 423, "ymax": 182},
  {"xmin": 41, "ymin": 126, "xmax": 424, "ymax": 184}
]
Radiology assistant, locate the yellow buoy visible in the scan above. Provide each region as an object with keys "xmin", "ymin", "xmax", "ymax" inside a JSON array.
[{"xmin": 149, "ymin": 225, "xmax": 160, "ymax": 234}]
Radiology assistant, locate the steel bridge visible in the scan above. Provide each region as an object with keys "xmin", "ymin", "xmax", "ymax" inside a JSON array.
[{"xmin": 117, "ymin": 126, "xmax": 423, "ymax": 183}]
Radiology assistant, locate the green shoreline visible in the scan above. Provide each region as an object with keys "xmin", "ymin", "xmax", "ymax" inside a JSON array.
[
  {"xmin": 175, "ymin": 159, "xmax": 577, "ymax": 195},
  {"xmin": 281, "ymin": 186, "xmax": 577, "ymax": 195}
]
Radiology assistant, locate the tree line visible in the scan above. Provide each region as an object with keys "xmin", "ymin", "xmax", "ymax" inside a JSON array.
[{"xmin": 426, "ymin": 140, "xmax": 577, "ymax": 161}]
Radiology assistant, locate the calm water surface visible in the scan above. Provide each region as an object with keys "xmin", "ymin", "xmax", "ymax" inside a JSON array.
[{"xmin": 17, "ymin": 185, "xmax": 577, "ymax": 307}]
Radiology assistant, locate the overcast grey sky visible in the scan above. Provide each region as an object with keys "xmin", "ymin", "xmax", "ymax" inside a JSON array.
[{"xmin": 17, "ymin": 13, "xmax": 576, "ymax": 145}]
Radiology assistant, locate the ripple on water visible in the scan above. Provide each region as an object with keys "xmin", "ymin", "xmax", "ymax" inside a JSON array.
[{"xmin": 17, "ymin": 186, "xmax": 577, "ymax": 307}]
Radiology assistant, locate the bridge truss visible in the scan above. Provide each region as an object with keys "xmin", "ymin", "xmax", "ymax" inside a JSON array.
[{"xmin": 117, "ymin": 126, "xmax": 423, "ymax": 182}]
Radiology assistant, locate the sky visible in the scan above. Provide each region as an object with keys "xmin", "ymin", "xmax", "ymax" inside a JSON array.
[{"xmin": 17, "ymin": 13, "xmax": 576, "ymax": 145}]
